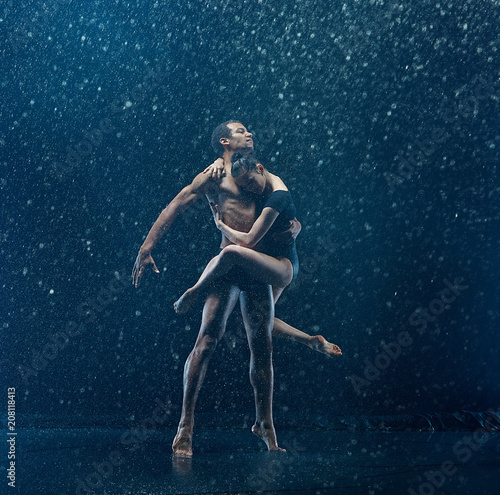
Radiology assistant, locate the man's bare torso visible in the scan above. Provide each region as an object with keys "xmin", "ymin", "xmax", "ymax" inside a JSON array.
[{"xmin": 205, "ymin": 171, "xmax": 257, "ymax": 249}]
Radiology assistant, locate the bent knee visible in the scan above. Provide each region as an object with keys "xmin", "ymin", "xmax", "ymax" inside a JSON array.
[{"xmin": 220, "ymin": 244, "xmax": 246, "ymax": 259}]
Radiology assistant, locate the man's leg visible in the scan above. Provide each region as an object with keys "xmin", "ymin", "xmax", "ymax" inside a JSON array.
[
  {"xmin": 172, "ymin": 282, "xmax": 240, "ymax": 457},
  {"xmin": 239, "ymin": 283, "xmax": 285, "ymax": 452}
]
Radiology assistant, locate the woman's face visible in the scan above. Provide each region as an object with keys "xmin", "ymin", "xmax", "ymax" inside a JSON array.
[{"xmin": 234, "ymin": 168, "xmax": 266, "ymax": 194}]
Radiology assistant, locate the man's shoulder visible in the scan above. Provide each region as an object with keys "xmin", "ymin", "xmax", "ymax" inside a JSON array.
[{"xmin": 189, "ymin": 170, "xmax": 218, "ymax": 194}]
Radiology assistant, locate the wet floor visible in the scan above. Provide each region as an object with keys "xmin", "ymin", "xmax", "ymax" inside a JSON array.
[{"xmin": 10, "ymin": 428, "xmax": 500, "ymax": 494}]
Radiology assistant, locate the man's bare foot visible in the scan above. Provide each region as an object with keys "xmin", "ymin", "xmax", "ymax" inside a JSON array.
[
  {"xmin": 172, "ymin": 427, "xmax": 193, "ymax": 457},
  {"xmin": 310, "ymin": 335, "xmax": 342, "ymax": 356},
  {"xmin": 252, "ymin": 423, "xmax": 286, "ymax": 452},
  {"xmin": 173, "ymin": 288, "xmax": 198, "ymax": 314}
]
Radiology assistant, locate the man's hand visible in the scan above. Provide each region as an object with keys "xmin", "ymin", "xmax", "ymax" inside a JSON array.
[
  {"xmin": 132, "ymin": 249, "xmax": 160, "ymax": 288},
  {"xmin": 271, "ymin": 217, "xmax": 302, "ymax": 245},
  {"xmin": 289, "ymin": 218, "xmax": 302, "ymax": 240},
  {"xmin": 203, "ymin": 158, "xmax": 225, "ymax": 180}
]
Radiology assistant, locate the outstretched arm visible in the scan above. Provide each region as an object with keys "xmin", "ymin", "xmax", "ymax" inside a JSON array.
[
  {"xmin": 132, "ymin": 172, "xmax": 213, "ymax": 287},
  {"xmin": 211, "ymin": 203, "xmax": 280, "ymax": 249}
]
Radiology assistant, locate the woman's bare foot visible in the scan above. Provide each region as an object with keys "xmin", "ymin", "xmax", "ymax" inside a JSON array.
[
  {"xmin": 310, "ymin": 335, "xmax": 342, "ymax": 356},
  {"xmin": 251, "ymin": 423, "xmax": 286, "ymax": 452},
  {"xmin": 173, "ymin": 288, "xmax": 198, "ymax": 314},
  {"xmin": 172, "ymin": 427, "xmax": 193, "ymax": 457}
]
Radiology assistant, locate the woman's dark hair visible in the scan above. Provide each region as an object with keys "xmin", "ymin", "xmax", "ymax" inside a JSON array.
[
  {"xmin": 211, "ymin": 120, "xmax": 240, "ymax": 157},
  {"xmin": 231, "ymin": 153, "xmax": 261, "ymax": 179}
]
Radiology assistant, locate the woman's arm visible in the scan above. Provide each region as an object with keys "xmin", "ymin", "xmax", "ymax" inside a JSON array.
[{"xmin": 211, "ymin": 203, "xmax": 280, "ymax": 248}]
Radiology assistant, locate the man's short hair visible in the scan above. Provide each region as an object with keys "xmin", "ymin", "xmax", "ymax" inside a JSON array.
[
  {"xmin": 211, "ymin": 120, "xmax": 240, "ymax": 157},
  {"xmin": 231, "ymin": 153, "xmax": 260, "ymax": 179}
]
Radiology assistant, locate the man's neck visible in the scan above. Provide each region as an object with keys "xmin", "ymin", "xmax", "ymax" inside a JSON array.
[{"xmin": 222, "ymin": 150, "xmax": 236, "ymax": 173}]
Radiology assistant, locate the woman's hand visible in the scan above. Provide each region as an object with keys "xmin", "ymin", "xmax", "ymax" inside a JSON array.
[
  {"xmin": 203, "ymin": 158, "xmax": 225, "ymax": 180},
  {"xmin": 209, "ymin": 202, "xmax": 223, "ymax": 230}
]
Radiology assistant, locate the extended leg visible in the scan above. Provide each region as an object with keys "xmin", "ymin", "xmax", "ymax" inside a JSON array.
[
  {"xmin": 240, "ymin": 283, "xmax": 285, "ymax": 452},
  {"xmin": 270, "ymin": 287, "xmax": 342, "ymax": 356},
  {"xmin": 174, "ymin": 245, "xmax": 292, "ymax": 314},
  {"xmin": 172, "ymin": 282, "xmax": 240, "ymax": 457},
  {"xmin": 272, "ymin": 318, "xmax": 342, "ymax": 356}
]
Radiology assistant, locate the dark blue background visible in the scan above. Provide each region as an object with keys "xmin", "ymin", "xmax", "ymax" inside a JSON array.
[{"xmin": 2, "ymin": 0, "xmax": 499, "ymax": 427}]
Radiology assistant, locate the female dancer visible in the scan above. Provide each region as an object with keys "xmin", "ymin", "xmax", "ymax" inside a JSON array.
[{"xmin": 174, "ymin": 153, "xmax": 341, "ymax": 357}]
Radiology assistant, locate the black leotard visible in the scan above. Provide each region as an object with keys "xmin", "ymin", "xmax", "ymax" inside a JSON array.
[{"xmin": 256, "ymin": 190, "xmax": 299, "ymax": 280}]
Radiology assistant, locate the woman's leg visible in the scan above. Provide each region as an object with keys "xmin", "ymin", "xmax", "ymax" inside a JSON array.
[
  {"xmin": 270, "ymin": 286, "xmax": 342, "ymax": 357},
  {"xmin": 174, "ymin": 245, "xmax": 292, "ymax": 314}
]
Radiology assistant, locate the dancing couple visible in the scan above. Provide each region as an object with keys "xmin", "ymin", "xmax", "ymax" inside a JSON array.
[{"xmin": 132, "ymin": 120, "xmax": 341, "ymax": 456}]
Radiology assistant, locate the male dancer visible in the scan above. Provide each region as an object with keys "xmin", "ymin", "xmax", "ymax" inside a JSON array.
[{"xmin": 133, "ymin": 121, "xmax": 287, "ymax": 456}]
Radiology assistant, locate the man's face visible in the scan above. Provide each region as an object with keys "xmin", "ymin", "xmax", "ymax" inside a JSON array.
[{"xmin": 224, "ymin": 122, "xmax": 254, "ymax": 153}]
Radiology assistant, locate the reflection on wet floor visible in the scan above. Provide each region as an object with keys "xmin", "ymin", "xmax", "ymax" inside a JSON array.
[{"xmin": 12, "ymin": 428, "xmax": 500, "ymax": 494}]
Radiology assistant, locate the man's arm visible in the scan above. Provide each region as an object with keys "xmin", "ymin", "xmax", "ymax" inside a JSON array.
[
  {"xmin": 270, "ymin": 218, "xmax": 302, "ymax": 245},
  {"xmin": 132, "ymin": 172, "xmax": 213, "ymax": 287}
]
